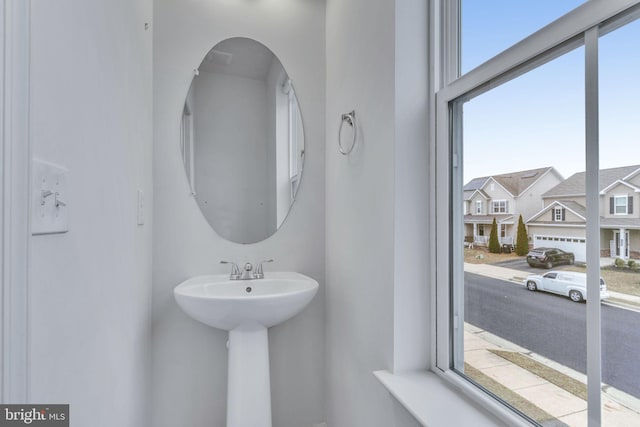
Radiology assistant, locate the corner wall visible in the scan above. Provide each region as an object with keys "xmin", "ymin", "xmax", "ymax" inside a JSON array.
[
  {"xmin": 325, "ymin": 0, "xmax": 429, "ymax": 425},
  {"xmin": 325, "ymin": 0, "xmax": 397, "ymax": 424},
  {"xmin": 152, "ymin": 1, "xmax": 326, "ymax": 426},
  {"xmin": 28, "ymin": 1, "xmax": 153, "ymax": 426}
]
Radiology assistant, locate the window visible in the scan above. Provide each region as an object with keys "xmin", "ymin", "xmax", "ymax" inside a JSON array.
[
  {"xmin": 475, "ymin": 200, "xmax": 482, "ymax": 214},
  {"xmin": 553, "ymin": 207, "xmax": 565, "ymax": 221},
  {"xmin": 435, "ymin": 2, "xmax": 640, "ymax": 426},
  {"xmin": 461, "ymin": 0, "xmax": 587, "ymax": 74},
  {"xmin": 614, "ymin": 195, "xmax": 628, "ymax": 215},
  {"xmin": 477, "ymin": 224, "xmax": 484, "ymax": 236},
  {"xmin": 491, "ymin": 200, "xmax": 507, "ymax": 213},
  {"xmin": 500, "ymin": 223, "xmax": 506, "ymax": 238}
]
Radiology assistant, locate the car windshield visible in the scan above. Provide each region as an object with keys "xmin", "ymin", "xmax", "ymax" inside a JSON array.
[{"xmin": 543, "ymin": 273, "xmax": 558, "ymax": 279}]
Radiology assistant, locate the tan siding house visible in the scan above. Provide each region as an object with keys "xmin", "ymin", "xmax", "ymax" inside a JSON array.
[
  {"xmin": 463, "ymin": 167, "xmax": 564, "ymax": 246},
  {"xmin": 527, "ymin": 165, "xmax": 640, "ymax": 261}
]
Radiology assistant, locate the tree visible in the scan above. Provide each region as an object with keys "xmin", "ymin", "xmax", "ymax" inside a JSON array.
[
  {"xmin": 488, "ymin": 218, "xmax": 501, "ymax": 254},
  {"xmin": 516, "ymin": 214, "xmax": 529, "ymax": 256}
]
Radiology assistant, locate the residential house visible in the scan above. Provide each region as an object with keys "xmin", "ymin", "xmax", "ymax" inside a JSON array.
[
  {"xmin": 463, "ymin": 167, "xmax": 564, "ymax": 246},
  {"xmin": 526, "ymin": 165, "xmax": 640, "ymax": 262}
]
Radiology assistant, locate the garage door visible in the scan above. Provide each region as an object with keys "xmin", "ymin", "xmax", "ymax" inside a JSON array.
[{"xmin": 533, "ymin": 235, "xmax": 587, "ymax": 263}]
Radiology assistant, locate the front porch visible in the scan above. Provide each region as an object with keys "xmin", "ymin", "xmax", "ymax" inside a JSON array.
[
  {"xmin": 464, "ymin": 217, "xmax": 515, "ymax": 247},
  {"xmin": 599, "ymin": 227, "xmax": 640, "ymax": 260}
]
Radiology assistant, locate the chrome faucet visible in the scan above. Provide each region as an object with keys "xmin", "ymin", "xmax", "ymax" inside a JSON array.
[
  {"xmin": 240, "ymin": 262, "xmax": 254, "ymax": 280},
  {"xmin": 253, "ymin": 259, "xmax": 273, "ymax": 279},
  {"xmin": 220, "ymin": 260, "xmax": 241, "ymax": 280},
  {"xmin": 220, "ymin": 259, "xmax": 273, "ymax": 280}
]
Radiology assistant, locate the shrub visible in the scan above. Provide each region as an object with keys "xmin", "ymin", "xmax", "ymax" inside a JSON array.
[
  {"xmin": 615, "ymin": 258, "xmax": 626, "ymax": 268},
  {"xmin": 628, "ymin": 259, "xmax": 637, "ymax": 268},
  {"xmin": 488, "ymin": 218, "xmax": 501, "ymax": 254},
  {"xmin": 515, "ymin": 215, "xmax": 529, "ymax": 256}
]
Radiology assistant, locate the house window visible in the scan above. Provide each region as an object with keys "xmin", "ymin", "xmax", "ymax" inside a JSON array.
[
  {"xmin": 475, "ymin": 200, "xmax": 482, "ymax": 214},
  {"xmin": 491, "ymin": 200, "xmax": 507, "ymax": 213},
  {"xmin": 500, "ymin": 223, "xmax": 506, "ymax": 238},
  {"xmin": 553, "ymin": 207, "xmax": 565, "ymax": 221},
  {"xmin": 614, "ymin": 195, "xmax": 628, "ymax": 215},
  {"xmin": 477, "ymin": 224, "xmax": 484, "ymax": 236},
  {"xmin": 435, "ymin": 2, "xmax": 640, "ymax": 425}
]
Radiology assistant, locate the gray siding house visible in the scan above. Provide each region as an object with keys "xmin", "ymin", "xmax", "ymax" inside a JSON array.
[
  {"xmin": 463, "ymin": 167, "xmax": 564, "ymax": 246},
  {"xmin": 526, "ymin": 165, "xmax": 640, "ymax": 262}
]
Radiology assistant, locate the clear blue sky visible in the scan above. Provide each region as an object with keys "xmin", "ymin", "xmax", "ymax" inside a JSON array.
[{"xmin": 461, "ymin": 1, "xmax": 640, "ymax": 183}]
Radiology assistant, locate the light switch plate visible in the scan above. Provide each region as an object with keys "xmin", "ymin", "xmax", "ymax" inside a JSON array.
[{"xmin": 32, "ymin": 159, "xmax": 69, "ymax": 235}]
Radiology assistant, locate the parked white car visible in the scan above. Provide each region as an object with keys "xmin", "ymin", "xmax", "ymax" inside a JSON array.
[{"xmin": 524, "ymin": 271, "xmax": 609, "ymax": 302}]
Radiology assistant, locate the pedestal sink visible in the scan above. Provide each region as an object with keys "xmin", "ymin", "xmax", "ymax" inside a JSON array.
[{"xmin": 174, "ymin": 272, "xmax": 318, "ymax": 427}]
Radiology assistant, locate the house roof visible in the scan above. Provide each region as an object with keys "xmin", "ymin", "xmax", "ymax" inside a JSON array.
[
  {"xmin": 463, "ymin": 167, "xmax": 558, "ymax": 197},
  {"xmin": 526, "ymin": 200, "xmax": 586, "ymax": 223},
  {"xmin": 463, "ymin": 214, "xmax": 514, "ymax": 224},
  {"xmin": 599, "ymin": 179, "xmax": 640, "ymax": 194},
  {"xmin": 558, "ymin": 200, "xmax": 586, "ymax": 218},
  {"xmin": 463, "ymin": 177, "xmax": 489, "ymax": 192},
  {"xmin": 600, "ymin": 217, "xmax": 640, "ymax": 229},
  {"xmin": 542, "ymin": 165, "xmax": 640, "ymax": 198},
  {"xmin": 464, "ymin": 189, "xmax": 490, "ymax": 201}
]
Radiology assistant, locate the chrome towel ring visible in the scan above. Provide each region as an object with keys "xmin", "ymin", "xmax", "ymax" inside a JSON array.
[{"xmin": 338, "ymin": 110, "xmax": 357, "ymax": 155}]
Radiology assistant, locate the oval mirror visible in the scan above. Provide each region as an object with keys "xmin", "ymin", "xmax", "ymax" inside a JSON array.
[{"xmin": 180, "ymin": 38, "xmax": 305, "ymax": 244}]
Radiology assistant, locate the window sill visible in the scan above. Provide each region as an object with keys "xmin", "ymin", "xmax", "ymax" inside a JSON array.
[{"xmin": 374, "ymin": 370, "xmax": 526, "ymax": 427}]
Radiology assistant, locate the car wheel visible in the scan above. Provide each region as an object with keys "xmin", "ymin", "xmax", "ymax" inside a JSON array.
[
  {"xmin": 569, "ymin": 257, "xmax": 575, "ymax": 265},
  {"xmin": 545, "ymin": 261, "xmax": 553, "ymax": 269},
  {"xmin": 526, "ymin": 281, "xmax": 537, "ymax": 291},
  {"xmin": 527, "ymin": 262, "xmax": 535, "ymax": 268},
  {"xmin": 569, "ymin": 290, "xmax": 583, "ymax": 303}
]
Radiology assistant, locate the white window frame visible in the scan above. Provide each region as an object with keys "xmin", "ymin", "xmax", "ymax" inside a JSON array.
[
  {"xmin": 475, "ymin": 199, "xmax": 482, "ymax": 214},
  {"xmin": 492, "ymin": 199, "xmax": 507, "ymax": 214},
  {"xmin": 554, "ymin": 207, "xmax": 564, "ymax": 221},
  {"xmin": 2, "ymin": 0, "xmax": 31, "ymax": 402},
  {"xmin": 614, "ymin": 195, "xmax": 628, "ymax": 215},
  {"xmin": 432, "ymin": 1, "xmax": 640, "ymax": 426},
  {"xmin": 500, "ymin": 223, "xmax": 506, "ymax": 238}
]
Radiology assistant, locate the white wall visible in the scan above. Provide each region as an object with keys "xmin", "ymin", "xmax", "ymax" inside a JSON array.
[
  {"xmin": 193, "ymin": 71, "xmax": 273, "ymax": 243},
  {"xmin": 152, "ymin": 0, "xmax": 325, "ymax": 426},
  {"xmin": 325, "ymin": 0, "xmax": 398, "ymax": 424},
  {"xmin": 324, "ymin": 0, "xmax": 459, "ymax": 424},
  {"xmin": 28, "ymin": 1, "xmax": 153, "ymax": 426}
]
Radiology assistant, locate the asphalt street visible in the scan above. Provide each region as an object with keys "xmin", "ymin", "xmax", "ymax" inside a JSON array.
[{"xmin": 464, "ymin": 272, "xmax": 640, "ymax": 398}]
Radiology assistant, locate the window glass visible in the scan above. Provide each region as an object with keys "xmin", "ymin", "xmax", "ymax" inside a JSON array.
[
  {"xmin": 461, "ymin": 0, "xmax": 586, "ymax": 74},
  {"xmin": 614, "ymin": 196, "xmax": 628, "ymax": 215},
  {"xmin": 458, "ymin": 47, "xmax": 587, "ymax": 425},
  {"xmin": 599, "ymin": 17, "xmax": 640, "ymax": 424}
]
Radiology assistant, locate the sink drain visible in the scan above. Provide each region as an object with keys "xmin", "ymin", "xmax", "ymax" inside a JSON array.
[{"xmin": 245, "ymin": 286, "xmax": 252, "ymax": 293}]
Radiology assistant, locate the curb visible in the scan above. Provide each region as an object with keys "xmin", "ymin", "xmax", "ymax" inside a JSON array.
[{"xmin": 467, "ymin": 324, "xmax": 640, "ymax": 415}]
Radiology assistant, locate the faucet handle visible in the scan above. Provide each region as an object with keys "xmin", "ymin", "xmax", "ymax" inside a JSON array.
[
  {"xmin": 254, "ymin": 259, "xmax": 274, "ymax": 279},
  {"xmin": 220, "ymin": 260, "xmax": 241, "ymax": 279}
]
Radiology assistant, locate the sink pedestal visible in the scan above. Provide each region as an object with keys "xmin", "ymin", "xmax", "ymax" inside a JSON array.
[
  {"xmin": 173, "ymin": 273, "xmax": 319, "ymax": 427},
  {"xmin": 227, "ymin": 325, "xmax": 271, "ymax": 427}
]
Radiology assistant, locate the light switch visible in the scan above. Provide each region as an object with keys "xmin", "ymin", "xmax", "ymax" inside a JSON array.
[{"xmin": 31, "ymin": 159, "xmax": 69, "ymax": 235}]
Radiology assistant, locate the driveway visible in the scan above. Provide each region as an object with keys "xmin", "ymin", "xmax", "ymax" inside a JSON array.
[{"xmin": 491, "ymin": 257, "xmax": 581, "ymax": 275}]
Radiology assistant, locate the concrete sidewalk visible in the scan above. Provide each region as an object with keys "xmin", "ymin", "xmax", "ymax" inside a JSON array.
[
  {"xmin": 465, "ymin": 324, "xmax": 640, "ymax": 426},
  {"xmin": 462, "ymin": 261, "xmax": 640, "ymax": 425}
]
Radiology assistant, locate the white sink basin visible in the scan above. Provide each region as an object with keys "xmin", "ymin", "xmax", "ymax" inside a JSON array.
[
  {"xmin": 174, "ymin": 271, "xmax": 319, "ymax": 427},
  {"xmin": 174, "ymin": 271, "xmax": 318, "ymax": 330}
]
